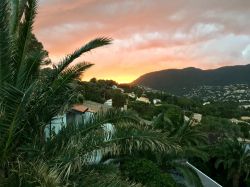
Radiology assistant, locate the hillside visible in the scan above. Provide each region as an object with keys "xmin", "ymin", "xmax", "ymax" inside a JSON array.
[{"xmin": 133, "ymin": 64, "xmax": 250, "ymax": 94}]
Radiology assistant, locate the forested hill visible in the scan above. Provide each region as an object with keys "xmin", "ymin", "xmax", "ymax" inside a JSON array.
[{"xmin": 133, "ymin": 64, "xmax": 250, "ymax": 94}]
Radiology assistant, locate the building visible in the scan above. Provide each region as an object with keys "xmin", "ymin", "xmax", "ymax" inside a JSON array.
[
  {"xmin": 136, "ymin": 96, "xmax": 151, "ymax": 104},
  {"xmin": 190, "ymin": 113, "xmax": 202, "ymax": 126},
  {"xmin": 241, "ymin": 116, "xmax": 250, "ymax": 121},
  {"xmin": 126, "ymin": 92, "xmax": 136, "ymax": 99},
  {"xmin": 104, "ymin": 99, "xmax": 112, "ymax": 107},
  {"xmin": 45, "ymin": 104, "xmax": 90, "ymax": 139},
  {"xmin": 203, "ymin": 102, "xmax": 210, "ymax": 106},
  {"xmin": 153, "ymin": 99, "xmax": 161, "ymax": 105},
  {"xmin": 46, "ymin": 101, "xmax": 112, "ymax": 139}
]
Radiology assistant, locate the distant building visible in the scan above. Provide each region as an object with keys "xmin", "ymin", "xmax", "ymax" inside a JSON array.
[
  {"xmin": 111, "ymin": 85, "xmax": 118, "ymax": 89},
  {"xmin": 153, "ymin": 99, "xmax": 161, "ymax": 105},
  {"xmin": 127, "ymin": 92, "xmax": 136, "ymax": 99},
  {"xmin": 203, "ymin": 102, "xmax": 210, "ymax": 106},
  {"xmin": 190, "ymin": 113, "xmax": 202, "ymax": 126},
  {"xmin": 241, "ymin": 116, "xmax": 250, "ymax": 121},
  {"xmin": 104, "ymin": 99, "xmax": 112, "ymax": 107},
  {"xmin": 136, "ymin": 96, "xmax": 151, "ymax": 104},
  {"xmin": 240, "ymin": 105, "xmax": 250, "ymax": 109},
  {"xmin": 184, "ymin": 115, "xmax": 190, "ymax": 122}
]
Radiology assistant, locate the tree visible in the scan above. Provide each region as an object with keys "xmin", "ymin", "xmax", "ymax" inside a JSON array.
[
  {"xmin": 152, "ymin": 114, "xmax": 207, "ymax": 187},
  {"xmin": 120, "ymin": 158, "xmax": 178, "ymax": 187},
  {"xmin": 112, "ymin": 90, "xmax": 127, "ymax": 108},
  {"xmin": 214, "ymin": 139, "xmax": 250, "ymax": 187},
  {"xmin": 0, "ymin": 1, "xmax": 179, "ymax": 186}
]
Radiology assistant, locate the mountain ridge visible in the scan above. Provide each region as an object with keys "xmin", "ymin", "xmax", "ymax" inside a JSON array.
[{"xmin": 133, "ymin": 64, "xmax": 250, "ymax": 94}]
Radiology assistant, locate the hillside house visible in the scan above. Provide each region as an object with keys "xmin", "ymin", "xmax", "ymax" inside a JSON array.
[
  {"xmin": 190, "ymin": 113, "xmax": 202, "ymax": 126},
  {"xmin": 153, "ymin": 99, "xmax": 161, "ymax": 105},
  {"xmin": 126, "ymin": 92, "xmax": 136, "ymax": 99},
  {"xmin": 45, "ymin": 101, "xmax": 112, "ymax": 139},
  {"xmin": 136, "ymin": 96, "xmax": 150, "ymax": 104},
  {"xmin": 104, "ymin": 99, "xmax": 112, "ymax": 107}
]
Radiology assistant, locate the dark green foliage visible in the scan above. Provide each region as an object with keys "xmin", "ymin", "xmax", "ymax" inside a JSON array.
[
  {"xmin": 119, "ymin": 83, "xmax": 143, "ymax": 97},
  {"xmin": 199, "ymin": 116, "xmax": 241, "ymax": 142},
  {"xmin": 112, "ymin": 90, "xmax": 127, "ymax": 108},
  {"xmin": 238, "ymin": 122, "xmax": 250, "ymax": 139},
  {"xmin": 80, "ymin": 81, "xmax": 106, "ymax": 103},
  {"xmin": 121, "ymin": 158, "xmax": 177, "ymax": 187},
  {"xmin": 128, "ymin": 101, "xmax": 155, "ymax": 120},
  {"xmin": 154, "ymin": 104, "xmax": 184, "ymax": 128},
  {"xmin": 213, "ymin": 139, "xmax": 250, "ymax": 187},
  {"xmin": 200, "ymin": 102, "xmax": 241, "ymax": 118}
]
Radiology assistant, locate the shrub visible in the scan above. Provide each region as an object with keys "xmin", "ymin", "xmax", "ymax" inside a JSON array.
[{"xmin": 120, "ymin": 159, "xmax": 177, "ymax": 187}]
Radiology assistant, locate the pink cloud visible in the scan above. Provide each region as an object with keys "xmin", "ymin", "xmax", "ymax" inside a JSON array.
[{"xmin": 35, "ymin": 0, "xmax": 250, "ymax": 83}]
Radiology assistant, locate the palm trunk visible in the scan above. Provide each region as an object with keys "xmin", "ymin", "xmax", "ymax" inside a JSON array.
[{"xmin": 232, "ymin": 173, "xmax": 240, "ymax": 187}]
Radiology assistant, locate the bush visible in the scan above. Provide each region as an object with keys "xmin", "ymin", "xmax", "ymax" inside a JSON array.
[
  {"xmin": 120, "ymin": 159, "xmax": 177, "ymax": 187},
  {"xmin": 128, "ymin": 101, "xmax": 155, "ymax": 120}
]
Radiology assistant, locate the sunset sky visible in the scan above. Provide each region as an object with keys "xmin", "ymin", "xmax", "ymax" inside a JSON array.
[{"xmin": 35, "ymin": 0, "xmax": 250, "ymax": 83}]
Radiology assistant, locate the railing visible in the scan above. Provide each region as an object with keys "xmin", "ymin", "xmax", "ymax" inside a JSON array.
[{"xmin": 186, "ymin": 161, "xmax": 223, "ymax": 187}]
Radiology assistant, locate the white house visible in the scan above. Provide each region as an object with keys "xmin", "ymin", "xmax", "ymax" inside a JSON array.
[
  {"xmin": 127, "ymin": 92, "xmax": 136, "ymax": 99},
  {"xmin": 203, "ymin": 102, "xmax": 210, "ymax": 106},
  {"xmin": 104, "ymin": 99, "xmax": 112, "ymax": 107},
  {"xmin": 190, "ymin": 113, "xmax": 202, "ymax": 126},
  {"xmin": 45, "ymin": 101, "xmax": 114, "ymax": 164},
  {"xmin": 136, "ymin": 96, "xmax": 150, "ymax": 104},
  {"xmin": 153, "ymin": 99, "xmax": 161, "ymax": 105},
  {"xmin": 45, "ymin": 104, "xmax": 90, "ymax": 139}
]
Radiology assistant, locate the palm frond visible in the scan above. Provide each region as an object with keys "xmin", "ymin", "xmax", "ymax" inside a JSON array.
[
  {"xmin": 55, "ymin": 37, "xmax": 112, "ymax": 75},
  {"xmin": 14, "ymin": 0, "xmax": 37, "ymax": 87},
  {"xmin": 15, "ymin": 160, "xmax": 62, "ymax": 187},
  {"xmin": 0, "ymin": 83, "xmax": 35, "ymax": 162},
  {"xmin": 0, "ymin": 0, "xmax": 12, "ymax": 85}
]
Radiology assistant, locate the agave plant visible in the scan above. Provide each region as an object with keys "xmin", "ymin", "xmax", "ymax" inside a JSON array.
[{"xmin": 0, "ymin": 1, "xmax": 181, "ymax": 186}]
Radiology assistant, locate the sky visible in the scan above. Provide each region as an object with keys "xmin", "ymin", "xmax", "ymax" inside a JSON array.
[{"xmin": 34, "ymin": 0, "xmax": 250, "ymax": 83}]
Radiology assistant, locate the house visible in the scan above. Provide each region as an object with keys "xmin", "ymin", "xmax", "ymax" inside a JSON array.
[
  {"xmin": 126, "ymin": 92, "xmax": 136, "ymax": 99},
  {"xmin": 136, "ymin": 96, "xmax": 150, "ymax": 104},
  {"xmin": 190, "ymin": 113, "xmax": 202, "ymax": 126},
  {"xmin": 46, "ymin": 101, "xmax": 115, "ymax": 164},
  {"xmin": 240, "ymin": 105, "xmax": 250, "ymax": 109},
  {"xmin": 112, "ymin": 85, "xmax": 118, "ymax": 89},
  {"xmin": 240, "ymin": 116, "xmax": 250, "ymax": 121},
  {"xmin": 46, "ymin": 101, "xmax": 112, "ymax": 139},
  {"xmin": 45, "ymin": 104, "xmax": 89, "ymax": 139},
  {"xmin": 184, "ymin": 115, "xmax": 190, "ymax": 122},
  {"xmin": 203, "ymin": 102, "xmax": 210, "ymax": 106},
  {"xmin": 82, "ymin": 100, "xmax": 112, "ymax": 112},
  {"xmin": 104, "ymin": 99, "xmax": 112, "ymax": 107},
  {"xmin": 153, "ymin": 99, "xmax": 161, "ymax": 105}
]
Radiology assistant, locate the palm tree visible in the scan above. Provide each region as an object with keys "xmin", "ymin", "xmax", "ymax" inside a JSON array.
[
  {"xmin": 3, "ymin": 110, "xmax": 176, "ymax": 186},
  {"xmin": 0, "ymin": 0, "xmax": 111, "ymax": 165},
  {"xmin": 0, "ymin": 1, "xmax": 180, "ymax": 186},
  {"xmin": 152, "ymin": 112, "xmax": 208, "ymax": 187},
  {"xmin": 214, "ymin": 138, "xmax": 250, "ymax": 187}
]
